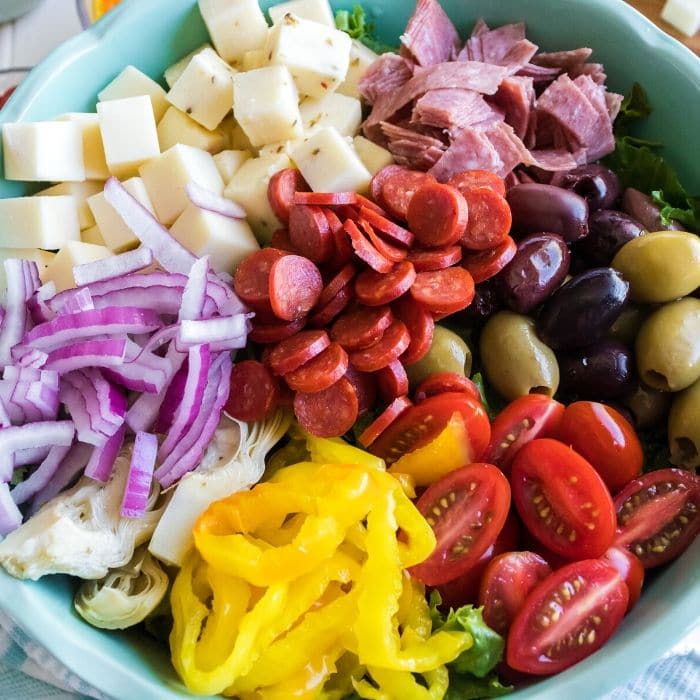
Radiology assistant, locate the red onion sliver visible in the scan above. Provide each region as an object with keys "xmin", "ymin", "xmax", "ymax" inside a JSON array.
[
  {"xmin": 154, "ymin": 357, "xmax": 188, "ymax": 434},
  {"xmin": 180, "ymin": 255, "xmax": 210, "ymax": 321},
  {"xmin": 57, "ymin": 287, "xmax": 94, "ymax": 316},
  {"xmin": 73, "ymin": 247, "xmax": 154, "ymax": 287},
  {"xmin": 186, "ymin": 181, "xmax": 246, "ymax": 219},
  {"xmin": 59, "ymin": 382, "xmax": 107, "ymax": 446},
  {"xmin": 0, "ymin": 260, "xmax": 30, "ymax": 365},
  {"xmin": 120, "ymin": 431, "xmax": 157, "ymax": 519},
  {"xmin": 0, "ymin": 483, "xmax": 22, "ymax": 536},
  {"xmin": 11, "ymin": 445, "xmax": 72, "ymax": 506},
  {"xmin": 14, "ymin": 446, "xmax": 51, "ymax": 467},
  {"xmin": 84, "ymin": 424, "xmax": 125, "ymax": 482},
  {"xmin": 44, "ymin": 339, "xmax": 128, "ymax": 374},
  {"xmin": 0, "ymin": 396, "xmax": 10, "ymax": 428},
  {"xmin": 176, "ymin": 314, "xmax": 248, "ymax": 350},
  {"xmin": 0, "ymin": 420, "xmax": 74, "ymax": 481}
]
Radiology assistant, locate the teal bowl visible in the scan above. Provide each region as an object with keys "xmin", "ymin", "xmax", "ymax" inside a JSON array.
[{"xmin": 0, "ymin": 1, "xmax": 698, "ymax": 698}]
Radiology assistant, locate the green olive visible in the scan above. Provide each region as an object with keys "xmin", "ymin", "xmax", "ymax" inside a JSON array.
[
  {"xmin": 622, "ymin": 382, "xmax": 672, "ymax": 429},
  {"xmin": 607, "ymin": 304, "xmax": 648, "ymax": 346},
  {"xmin": 636, "ymin": 298, "xmax": 700, "ymax": 392},
  {"xmin": 668, "ymin": 379, "xmax": 700, "ymax": 469},
  {"xmin": 479, "ymin": 311, "xmax": 559, "ymax": 400},
  {"xmin": 612, "ymin": 231, "xmax": 700, "ymax": 303},
  {"xmin": 406, "ymin": 325, "xmax": 472, "ymax": 387}
]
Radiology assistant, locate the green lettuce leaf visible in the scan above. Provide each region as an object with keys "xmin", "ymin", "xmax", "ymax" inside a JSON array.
[
  {"xmin": 614, "ymin": 82, "xmax": 652, "ymax": 130},
  {"xmin": 335, "ymin": 5, "xmax": 396, "ymax": 54},
  {"xmin": 444, "ymin": 672, "xmax": 514, "ymax": 700}
]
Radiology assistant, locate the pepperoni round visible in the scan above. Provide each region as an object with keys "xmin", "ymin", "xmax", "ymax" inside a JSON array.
[
  {"xmin": 414, "ymin": 372, "xmax": 481, "ymax": 404},
  {"xmin": 359, "ymin": 206, "xmax": 414, "ymax": 247},
  {"xmin": 392, "ymin": 295, "xmax": 435, "ymax": 365},
  {"xmin": 407, "ymin": 245, "xmax": 463, "ymax": 272},
  {"xmin": 326, "ymin": 210, "xmax": 354, "ymax": 266},
  {"xmin": 355, "ymin": 261, "xmax": 417, "ymax": 307},
  {"xmin": 356, "ymin": 193, "xmax": 388, "ymax": 217},
  {"xmin": 293, "ymin": 191, "xmax": 358, "ymax": 206},
  {"xmin": 407, "ymin": 182, "xmax": 468, "ymax": 248},
  {"xmin": 460, "ymin": 187, "xmax": 513, "ymax": 251},
  {"xmin": 268, "ymin": 168, "xmax": 309, "ymax": 224},
  {"xmin": 268, "ymin": 330, "xmax": 331, "ymax": 376},
  {"xmin": 225, "ymin": 360, "xmax": 279, "ymax": 422},
  {"xmin": 359, "ymin": 220, "xmax": 408, "ymax": 263},
  {"xmin": 289, "ymin": 204, "xmax": 333, "ymax": 263},
  {"xmin": 376, "ymin": 360, "xmax": 409, "ymax": 402},
  {"xmin": 448, "ymin": 169, "xmax": 506, "ymax": 197},
  {"xmin": 233, "ymin": 247, "xmax": 286, "ymax": 310},
  {"xmin": 345, "ymin": 364, "xmax": 378, "ymax": 415},
  {"xmin": 318, "ymin": 263, "xmax": 357, "ymax": 309},
  {"xmin": 344, "ymin": 219, "xmax": 394, "ymax": 273},
  {"xmin": 270, "ymin": 228, "xmax": 297, "ymax": 253},
  {"xmin": 410, "ymin": 267, "xmax": 475, "ymax": 316},
  {"xmin": 293, "ymin": 377, "xmax": 359, "ymax": 438},
  {"xmin": 284, "ymin": 342, "xmax": 349, "ymax": 393},
  {"xmin": 348, "ymin": 319, "xmax": 411, "ymax": 372},
  {"xmin": 462, "ymin": 237, "xmax": 517, "ymax": 284},
  {"xmin": 269, "ymin": 255, "xmax": 323, "ymax": 321},
  {"xmin": 381, "ymin": 170, "xmax": 437, "ymax": 221},
  {"xmin": 370, "ymin": 164, "xmax": 408, "ymax": 206},
  {"xmin": 331, "ymin": 306, "xmax": 393, "ymax": 351},
  {"xmin": 358, "ymin": 395, "xmax": 413, "ymax": 448},
  {"xmin": 308, "ymin": 283, "xmax": 354, "ymax": 328},
  {"xmin": 249, "ymin": 316, "xmax": 307, "ymax": 344}
]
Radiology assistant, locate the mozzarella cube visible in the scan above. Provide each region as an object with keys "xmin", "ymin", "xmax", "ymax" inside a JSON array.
[
  {"xmin": 293, "ymin": 128, "xmax": 371, "ymax": 194},
  {"xmin": 198, "ymin": 0, "xmax": 269, "ymax": 63},
  {"xmin": 233, "ymin": 66, "xmax": 303, "ymax": 148},
  {"xmin": 44, "ymin": 241, "xmax": 112, "ymax": 293},
  {"xmin": 3, "ymin": 122, "xmax": 85, "ymax": 182},
  {"xmin": 339, "ymin": 40, "xmax": 379, "ymax": 99},
  {"xmin": 258, "ymin": 139, "xmax": 305, "ymax": 160},
  {"xmin": 57, "ymin": 113, "xmax": 110, "ymax": 181},
  {"xmin": 224, "ymin": 153, "xmax": 291, "ymax": 242},
  {"xmin": 97, "ymin": 96, "xmax": 160, "ymax": 178},
  {"xmin": 157, "ymin": 107, "xmax": 227, "ymax": 154},
  {"xmin": 213, "ymin": 150, "xmax": 251, "ymax": 183},
  {"xmin": 98, "ymin": 66, "xmax": 169, "ymax": 122},
  {"xmin": 0, "ymin": 196, "xmax": 79, "ymax": 249},
  {"xmin": 269, "ymin": 14, "xmax": 351, "ymax": 98},
  {"xmin": 353, "ymin": 135, "xmax": 394, "ymax": 175},
  {"xmin": 139, "ymin": 144, "xmax": 224, "ymax": 226},
  {"xmin": 170, "ymin": 202, "xmax": 260, "ymax": 274},
  {"xmin": 36, "ymin": 181, "xmax": 104, "ymax": 231},
  {"xmin": 164, "ymin": 43, "xmax": 213, "ymax": 87},
  {"xmin": 81, "ymin": 225, "xmax": 106, "ymax": 246},
  {"xmin": 269, "ymin": 0, "xmax": 334, "ymax": 27},
  {"xmin": 87, "ymin": 177, "xmax": 155, "ymax": 252},
  {"xmin": 0, "ymin": 249, "xmax": 55, "ymax": 298},
  {"xmin": 300, "ymin": 92, "xmax": 362, "ymax": 138},
  {"xmin": 661, "ymin": 0, "xmax": 700, "ymax": 36},
  {"xmin": 241, "ymin": 49, "xmax": 268, "ymax": 72}
]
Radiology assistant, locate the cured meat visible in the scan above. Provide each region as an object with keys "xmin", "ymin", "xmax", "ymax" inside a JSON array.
[
  {"xmin": 380, "ymin": 122, "xmax": 447, "ymax": 169},
  {"xmin": 413, "ymin": 89, "xmax": 497, "ymax": 133},
  {"xmin": 517, "ymin": 63, "xmax": 562, "ymax": 83},
  {"xmin": 400, "ymin": 0, "xmax": 461, "ymax": 67},
  {"xmin": 494, "ymin": 76, "xmax": 535, "ymax": 139},
  {"xmin": 605, "ymin": 92, "xmax": 624, "ymax": 121},
  {"xmin": 569, "ymin": 62, "xmax": 607, "ymax": 85},
  {"xmin": 429, "ymin": 127, "xmax": 504, "ymax": 182},
  {"xmin": 532, "ymin": 48, "xmax": 593, "ymax": 69},
  {"xmin": 572, "ymin": 74, "xmax": 615, "ymax": 160},
  {"xmin": 359, "ymin": 54, "xmax": 413, "ymax": 106}
]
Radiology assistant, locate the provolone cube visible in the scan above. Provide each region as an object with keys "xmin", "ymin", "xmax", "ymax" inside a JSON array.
[
  {"xmin": 213, "ymin": 150, "xmax": 251, "ymax": 183},
  {"xmin": 3, "ymin": 122, "xmax": 85, "ymax": 182},
  {"xmin": 167, "ymin": 49, "xmax": 236, "ymax": 130},
  {"xmin": 300, "ymin": 92, "xmax": 362, "ymax": 138},
  {"xmin": 0, "ymin": 249, "xmax": 55, "ymax": 298},
  {"xmin": 170, "ymin": 202, "xmax": 260, "ymax": 274},
  {"xmin": 269, "ymin": 0, "xmax": 334, "ymax": 27},
  {"xmin": 241, "ymin": 49, "xmax": 268, "ymax": 72},
  {"xmin": 229, "ymin": 121, "xmax": 254, "ymax": 151},
  {"xmin": 44, "ymin": 241, "xmax": 112, "ymax": 293},
  {"xmin": 661, "ymin": 0, "xmax": 700, "ymax": 37},
  {"xmin": 57, "ymin": 113, "xmax": 110, "ymax": 181},
  {"xmin": 139, "ymin": 144, "xmax": 224, "ymax": 226},
  {"xmin": 98, "ymin": 66, "xmax": 169, "ymax": 122},
  {"xmin": 0, "ymin": 196, "xmax": 79, "ymax": 249},
  {"xmin": 338, "ymin": 40, "xmax": 379, "ymax": 99},
  {"xmin": 353, "ymin": 135, "xmax": 394, "ymax": 175},
  {"xmin": 157, "ymin": 107, "xmax": 227, "ymax": 154},
  {"xmin": 258, "ymin": 139, "xmax": 305, "ymax": 160},
  {"xmin": 233, "ymin": 66, "xmax": 303, "ymax": 148},
  {"xmin": 164, "ymin": 43, "xmax": 212, "ymax": 87},
  {"xmin": 293, "ymin": 127, "xmax": 371, "ymax": 194},
  {"xmin": 269, "ymin": 14, "xmax": 351, "ymax": 98},
  {"xmin": 87, "ymin": 177, "xmax": 155, "ymax": 252},
  {"xmin": 81, "ymin": 225, "xmax": 106, "ymax": 246},
  {"xmin": 36, "ymin": 181, "xmax": 104, "ymax": 230},
  {"xmin": 224, "ymin": 153, "xmax": 291, "ymax": 242},
  {"xmin": 198, "ymin": 0, "xmax": 269, "ymax": 63},
  {"xmin": 97, "ymin": 96, "xmax": 160, "ymax": 178}
]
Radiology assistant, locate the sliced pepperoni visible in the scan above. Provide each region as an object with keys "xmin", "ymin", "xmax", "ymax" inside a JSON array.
[
  {"xmin": 410, "ymin": 267, "xmax": 475, "ymax": 316},
  {"xmin": 448, "ymin": 169, "xmax": 506, "ymax": 197},
  {"xmin": 408, "ymin": 245, "xmax": 463, "ymax": 272},
  {"xmin": 326, "ymin": 210, "xmax": 354, "ymax": 266},
  {"xmin": 462, "ymin": 237, "xmax": 517, "ymax": 284},
  {"xmin": 460, "ymin": 187, "xmax": 512, "ymax": 251},
  {"xmin": 289, "ymin": 204, "xmax": 333, "ymax": 263},
  {"xmin": 268, "ymin": 168, "xmax": 309, "ymax": 224},
  {"xmin": 225, "ymin": 360, "xmax": 279, "ymax": 422},
  {"xmin": 260, "ymin": 345, "xmax": 274, "ymax": 367},
  {"xmin": 233, "ymin": 247, "xmax": 286, "ymax": 310},
  {"xmin": 355, "ymin": 261, "xmax": 417, "ymax": 307},
  {"xmin": 348, "ymin": 319, "xmax": 411, "ymax": 372},
  {"xmin": 358, "ymin": 395, "xmax": 413, "ymax": 448},
  {"xmin": 343, "ymin": 219, "xmax": 394, "ymax": 273},
  {"xmin": 269, "ymin": 255, "xmax": 323, "ymax": 321},
  {"xmin": 293, "ymin": 191, "xmax": 358, "ymax": 206},
  {"xmin": 359, "ymin": 220, "xmax": 408, "ymax": 263},
  {"xmin": 375, "ymin": 360, "xmax": 409, "ymax": 402},
  {"xmin": 407, "ymin": 183, "xmax": 468, "ymax": 248},
  {"xmin": 270, "ymin": 228, "xmax": 297, "ymax": 253},
  {"xmin": 370, "ymin": 164, "xmax": 408, "ymax": 206},
  {"xmin": 284, "ymin": 342, "xmax": 349, "ymax": 393},
  {"xmin": 345, "ymin": 364, "xmax": 378, "ymax": 415},
  {"xmin": 415, "ymin": 372, "xmax": 481, "ymax": 404},
  {"xmin": 278, "ymin": 382, "xmax": 295, "ymax": 408},
  {"xmin": 356, "ymin": 193, "xmax": 388, "ymax": 217},
  {"xmin": 268, "ymin": 330, "xmax": 331, "ymax": 376},
  {"xmin": 318, "ymin": 263, "xmax": 357, "ymax": 309},
  {"xmin": 381, "ymin": 169, "xmax": 437, "ymax": 221},
  {"xmin": 308, "ymin": 283, "xmax": 354, "ymax": 328},
  {"xmin": 392, "ymin": 296, "xmax": 435, "ymax": 365},
  {"xmin": 293, "ymin": 377, "xmax": 359, "ymax": 437},
  {"xmin": 359, "ymin": 206, "xmax": 414, "ymax": 247},
  {"xmin": 331, "ymin": 306, "xmax": 393, "ymax": 351},
  {"xmin": 249, "ymin": 316, "xmax": 307, "ymax": 344}
]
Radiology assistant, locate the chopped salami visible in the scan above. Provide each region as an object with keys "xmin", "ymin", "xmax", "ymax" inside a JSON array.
[{"xmin": 400, "ymin": 0, "xmax": 461, "ymax": 68}]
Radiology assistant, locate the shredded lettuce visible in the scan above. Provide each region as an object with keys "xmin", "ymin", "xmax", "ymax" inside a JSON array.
[
  {"xmin": 335, "ymin": 5, "xmax": 397, "ymax": 54},
  {"xmin": 444, "ymin": 673, "xmax": 514, "ymax": 700}
]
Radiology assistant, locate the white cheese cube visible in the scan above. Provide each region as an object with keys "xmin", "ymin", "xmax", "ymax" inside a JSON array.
[
  {"xmin": 170, "ymin": 202, "xmax": 260, "ymax": 274},
  {"xmin": 87, "ymin": 177, "xmax": 155, "ymax": 253},
  {"xmin": 139, "ymin": 144, "xmax": 224, "ymax": 226},
  {"xmin": 300, "ymin": 92, "xmax": 362, "ymax": 138},
  {"xmin": 353, "ymin": 135, "xmax": 394, "ymax": 175},
  {"xmin": 198, "ymin": 0, "xmax": 269, "ymax": 63},
  {"xmin": 0, "ymin": 196, "xmax": 79, "ymax": 249},
  {"xmin": 157, "ymin": 107, "xmax": 227, "ymax": 154},
  {"xmin": 98, "ymin": 66, "xmax": 169, "ymax": 122},
  {"xmin": 339, "ymin": 39, "xmax": 379, "ymax": 99},
  {"xmin": 97, "ymin": 96, "xmax": 160, "ymax": 178},
  {"xmin": 293, "ymin": 127, "xmax": 371, "ymax": 194},
  {"xmin": 224, "ymin": 153, "xmax": 291, "ymax": 243},
  {"xmin": 0, "ymin": 249, "xmax": 55, "ymax": 298},
  {"xmin": 241, "ymin": 49, "xmax": 268, "ymax": 72},
  {"xmin": 269, "ymin": 14, "xmax": 351, "ymax": 98},
  {"xmin": 167, "ymin": 49, "xmax": 236, "ymax": 130},
  {"xmin": 81, "ymin": 225, "xmax": 106, "ymax": 246},
  {"xmin": 164, "ymin": 43, "xmax": 212, "ymax": 87},
  {"xmin": 233, "ymin": 66, "xmax": 303, "ymax": 148},
  {"xmin": 258, "ymin": 139, "xmax": 305, "ymax": 160},
  {"xmin": 57, "ymin": 113, "xmax": 110, "ymax": 181},
  {"xmin": 661, "ymin": 0, "xmax": 700, "ymax": 37},
  {"xmin": 213, "ymin": 150, "xmax": 251, "ymax": 183},
  {"xmin": 229, "ymin": 121, "xmax": 254, "ymax": 151},
  {"xmin": 36, "ymin": 181, "xmax": 104, "ymax": 231},
  {"xmin": 3, "ymin": 122, "xmax": 85, "ymax": 182},
  {"xmin": 269, "ymin": 0, "xmax": 335, "ymax": 27},
  {"xmin": 44, "ymin": 241, "xmax": 112, "ymax": 293}
]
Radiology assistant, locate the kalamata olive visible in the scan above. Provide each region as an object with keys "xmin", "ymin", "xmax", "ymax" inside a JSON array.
[
  {"xmin": 668, "ymin": 379, "xmax": 700, "ymax": 469},
  {"xmin": 558, "ymin": 340, "xmax": 635, "ymax": 399},
  {"xmin": 406, "ymin": 326, "xmax": 472, "ymax": 388},
  {"xmin": 577, "ymin": 210, "xmax": 644, "ymax": 266},
  {"xmin": 536, "ymin": 268, "xmax": 630, "ymax": 350},
  {"xmin": 507, "ymin": 183, "xmax": 589, "ymax": 242},
  {"xmin": 607, "ymin": 304, "xmax": 648, "ymax": 346},
  {"xmin": 621, "ymin": 188, "xmax": 685, "ymax": 231},
  {"xmin": 554, "ymin": 164, "xmax": 621, "ymax": 212},
  {"xmin": 457, "ymin": 280, "xmax": 502, "ymax": 326},
  {"xmin": 622, "ymin": 382, "xmax": 672, "ymax": 429}
]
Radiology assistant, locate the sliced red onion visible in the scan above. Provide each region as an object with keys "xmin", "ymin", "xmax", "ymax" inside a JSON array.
[
  {"xmin": 186, "ymin": 181, "xmax": 246, "ymax": 219},
  {"xmin": 180, "ymin": 255, "xmax": 210, "ymax": 321},
  {"xmin": 176, "ymin": 314, "xmax": 248, "ymax": 350},
  {"xmin": 14, "ymin": 446, "xmax": 51, "ymax": 467},
  {"xmin": 25, "ymin": 381, "xmax": 59, "ymax": 421},
  {"xmin": 11, "ymin": 445, "xmax": 72, "ymax": 506},
  {"xmin": 0, "ymin": 396, "xmax": 10, "ymax": 428},
  {"xmin": 16, "ymin": 348, "xmax": 49, "ymax": 369},
  {"xmin": 57, "ymin": 287, "xmax": 94, "ymax": 316},
  {"xmin": 73, "ymin": 247, "xmax": 154, "ymax": 287},
  {"xmin": 120, "ymin": 431, "xmax": 157, "ymax": 518},
  {"xmin": 10, "ymin": 379, "xmax": 41, "ymax": 423},
  {"xmin": 59, "ymin": 382, "xmax": 107, "ymax": 446},
  {"xmin": 64, "ymin": 371, "xmax": 124, "ymax": 437},
  {"xmin": 140, "ymin": 325, "xmax": 178, "ymax": 355},
  {"xmin": 30, "ymin": 442, "xmax": 93, "ymax": 513},
  {"xmin": 84, "ymin": 424, "xmax": 125, "ymax": 482},
  {"xmin": 44, "ymin": 338, "xmax": 128, "ymax": 374},
  {"xmin": 154, "ymin": 356, "xmax": 188, "ymax": 434},
  {"xmin": 28, "ymin": 282, "xmax": 57, "ymax": 324},
  {"xmin": 0, "ymin": 260, "xmax": 30, "ymax": 365},
  {"xmin": 103, "ymin": 177, "xmax": 197, "ymax": 274},
  {"xmin": 104, "ymin": 351, "xmax": 171, "ymax": 394},
  {"xmin": 0, "ymin": 483, "xmax": 22, "ymax": 536}
]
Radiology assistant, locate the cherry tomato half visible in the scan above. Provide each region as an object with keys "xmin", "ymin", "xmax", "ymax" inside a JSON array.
[
  {"xmin": 507, "ymin": 559, "xmax": 628, "ymax": 675},
  {"xmin": 602, "ymin": 546, "xmax": 644, "ymax": 611},
  {"xmin": 558, "ymin": 401, "xmax": 643, "ymax": 493},
  {"xmin": 511, "ymin": 439, "xmax": 616, "ymax": 560},
  {"xmin": 613, "ymin": 468, "xmax": 700, "ymax": 568},
  {"xmin": 411, "ymin": 463, "xmax": 511, "ymax": 586}
]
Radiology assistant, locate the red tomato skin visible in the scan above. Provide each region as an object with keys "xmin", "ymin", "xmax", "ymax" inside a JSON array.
[
  {"xmin": 602, "ymin": 546, "xmax": 644, "ymax": 611},
  {"xmin": 557, "ymin": 401, "xmax": 643, "ymax": 493},
  {"xmin": 507, "ymin": 559, "xmax": 629, "ymax": 675}
]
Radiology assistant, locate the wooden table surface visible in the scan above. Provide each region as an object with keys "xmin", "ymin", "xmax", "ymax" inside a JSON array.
[{"xmin": 627, "ymin": 0, "xmax": 700, "ymax": 54}]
